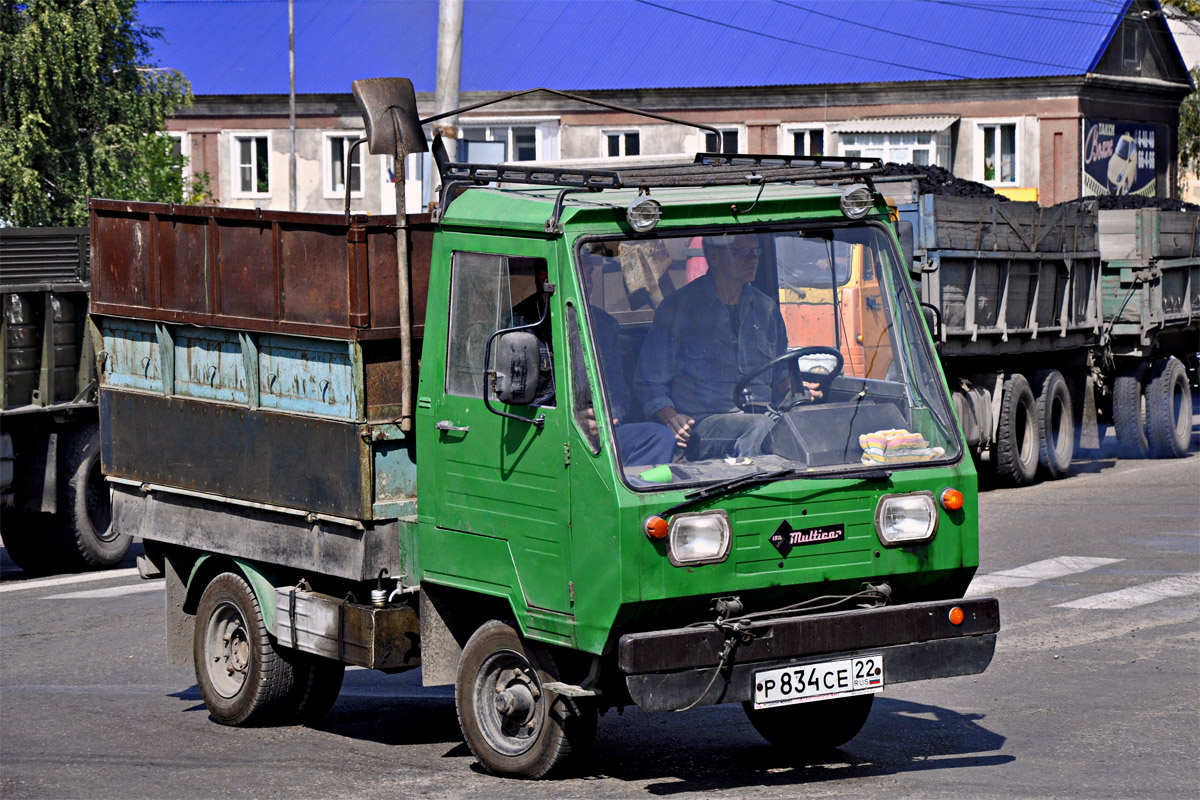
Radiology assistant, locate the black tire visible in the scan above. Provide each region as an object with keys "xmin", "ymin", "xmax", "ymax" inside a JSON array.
[
  {"xmin": 286, "ymin": 654, "xmax": 346, "ymax": 724},
  {"xmin": 1113, "ymin": 366, "xmax": 1151, "ymax": 458},
  {"xmin": 0, "ymin": 510, "xmax": 59, "ymax": 575},
  {"xmin": 52, "ymin": 426, "xmax": 129, "ymax": 570},
  {"xmin": 994, "ymin": 373, "xmax": 1038, "ymax": 486},
  {"xmin": 193, "ymin": 572, "xmax": 298, "ymax": 727},
  {"xmin": 455, "ymin": 620, "xmax": 597, "ymax": 779},
  {"xmin": 742, "ymin": 693, "xmax": 875, "ymax": 749},
  {"xmin": 1030, "ymin": 369, "xmax": 1074, "ymax": 479},
  {"xmin": 1146, "ymin": 356, "xmax": 1193, "ymax": 458}
]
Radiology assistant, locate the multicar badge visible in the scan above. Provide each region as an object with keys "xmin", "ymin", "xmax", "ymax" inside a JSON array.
[{"xmin": 769, "ymin": 521, "xmax": 846, "ymax": 556}]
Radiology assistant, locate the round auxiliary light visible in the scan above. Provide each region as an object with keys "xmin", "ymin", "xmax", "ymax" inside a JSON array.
[
  {"xmin": 948, "ymin": 606, "xmax": 965, "ymax": 626},
  {"xmin": 644, "ymin": 515, "xmax": 669, "ymax": 540},
  {"xmin": 627, "ymin": 197, "xmax": 662, "ymax": 232},
  {"xmin": 940, "ymin": 487, "xmax": 964, "ymax": 511},
  {"xmin": 839, "ymin": 184, "xmax": 874, "ymax": 219}
]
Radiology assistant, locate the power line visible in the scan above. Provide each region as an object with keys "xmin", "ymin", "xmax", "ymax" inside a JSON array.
[
  {"xmin": 774, "ymin": 0, "xmax": 1084, "ymax": 71},
  {"xmin": 633, "ymin": 0, "xmax": 971, "ymax": 80},
  {"xmin": 920, "ymin": 0, "xmax": 1116, "ymax": 25}
]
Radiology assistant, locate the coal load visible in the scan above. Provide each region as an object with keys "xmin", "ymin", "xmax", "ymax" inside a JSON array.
[
  {"xmin": 1079, "ymin": 193, "xmax": 1200, "ymax": 213},
  {"xmin": 880, "ymin": 163, "xmax": 1003, "ymax": 199}
]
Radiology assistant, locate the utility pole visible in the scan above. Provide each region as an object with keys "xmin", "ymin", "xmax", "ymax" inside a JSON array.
[
  {"xmin": 433, "ymin": 0, "xmax": 464, "ymax": 166},
  {"xmin": 288, "ymin": 0, "xmax": 297, "ymax": 211}
]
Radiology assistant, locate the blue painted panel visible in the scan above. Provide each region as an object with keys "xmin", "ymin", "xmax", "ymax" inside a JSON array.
[
  {"xmin": 174, "ymin": 328, "xmax": 248, "ymax": 404},
  {"xmin": 257, "ymin": 334, "xmax": 356, "ymax": 419},
  {"xmin": 100, "ymin": 319, "xmax": 160, "ymax": 392}
]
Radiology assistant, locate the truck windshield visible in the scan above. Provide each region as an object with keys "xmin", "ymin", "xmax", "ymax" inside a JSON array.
[{"xmin": 576, "ymin": 224, "xmax": 962, "ymax": 488}]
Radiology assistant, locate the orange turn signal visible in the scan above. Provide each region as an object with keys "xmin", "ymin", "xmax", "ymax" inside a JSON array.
[
  {"xmin": 940, "ymin": 487, "xmax": 964, "ymax": 511},
  {"xmin": 644, "ymin": 515, "xmax": 669, "ymax": 540},
  {"xmin": 948, "ymin": 606, "xmax": 965, "ymax": 626}
]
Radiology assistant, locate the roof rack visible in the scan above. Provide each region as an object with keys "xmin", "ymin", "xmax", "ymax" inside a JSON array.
[{"xmin": 438, "ymin": 152, "xmax": 883, "ymax": 192}]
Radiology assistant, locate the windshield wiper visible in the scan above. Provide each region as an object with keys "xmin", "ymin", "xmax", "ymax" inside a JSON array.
[{"xmin": 658, "ymin": 463, "xmax": 891, "ymax": 518}]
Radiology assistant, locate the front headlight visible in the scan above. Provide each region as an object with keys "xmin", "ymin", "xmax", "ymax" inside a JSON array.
[
  {"xmin": 874, "ymin": 491, "xmax": 938, "ymax": 546},
  {"xmin": 667, "ymin": 510, "xmax": 731, "ymax": 566},
  {"xmin": 840, "ymin": 184, "xmax": 874, "ymax": 219}
]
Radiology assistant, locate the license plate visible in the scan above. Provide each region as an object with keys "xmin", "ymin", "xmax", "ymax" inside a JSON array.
[{"xmin": 752, "ymin": 654, "xmax": 884, "ymax": 709}]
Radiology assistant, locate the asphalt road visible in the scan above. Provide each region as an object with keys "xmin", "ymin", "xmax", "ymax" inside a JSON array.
[{"xmin": 1, "ymin": 441, "xmax": 1197, "ymax": 799}]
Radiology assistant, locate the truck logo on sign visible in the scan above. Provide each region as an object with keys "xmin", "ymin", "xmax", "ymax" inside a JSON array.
[{"xmin": 769, "ymin": 522, "xmax": 846, "ymax": 556}]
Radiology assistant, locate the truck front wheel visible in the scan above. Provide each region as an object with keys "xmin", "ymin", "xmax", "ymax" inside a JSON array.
[
  {"xmin": 455, "ymin": 620, "xmax": 596, "ymax": 778},
  {"xmin": 194, "ymin": 572, "xmax": 297, "ymax": 726},
  {"xmin": 742, "ymin": 693, "xmax": 874, "ymax": 749}
]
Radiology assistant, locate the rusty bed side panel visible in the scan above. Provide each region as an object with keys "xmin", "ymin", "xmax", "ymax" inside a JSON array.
[
  {"xmin": 89, "ymin": 200, "xmax": 432, "ymax": 343},
  {"xmin": 100, "ymin": 389, "xmax": 371, "ymax": 519}
]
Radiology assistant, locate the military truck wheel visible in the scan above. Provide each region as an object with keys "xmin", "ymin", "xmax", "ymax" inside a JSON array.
[
  {"xmin": 287, "ymin": 654, "xmax": 346, "ymax": 724},
  {"xmin": 1031, "ymin": 370, "xmax": 1074, "ymax": 479},
  {"xmin": 742, "ymin": 694, "xmax": 874, "ymax": 749},
  {"xmin": 0, "ymin": 511, "xmax": 59, "ymax": 575},
  {"xmin": 455, "ymin": 620, "xmax": 597, "ymax": 778},
  {"xmin": 1113, "ymin": 366, "xmax": 1151, "ymax": 458},
  {"xmin": 1146, "ymin": 357, "xmax": 1193, "ymax": 458},
  {"xmin": 994, "ymin": 373, "xmax": 1038, "ymax": 486},
  {"xmin": 53, "ymin": 427, "xmax": 129, "ymax": 570},
  {"xmin": 194, "ymin": 572, "xmax": 298, "ymax": 727}
]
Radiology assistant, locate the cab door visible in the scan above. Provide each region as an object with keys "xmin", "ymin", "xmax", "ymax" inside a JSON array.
[{"xmin": 422, "ymin": 235, "xmax": 572, "ymax": 614}]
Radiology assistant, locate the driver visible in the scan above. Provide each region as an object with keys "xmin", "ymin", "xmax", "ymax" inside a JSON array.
[{"xmin": 634, "ymin": 234, "xmax": 792, "ymax": 460}]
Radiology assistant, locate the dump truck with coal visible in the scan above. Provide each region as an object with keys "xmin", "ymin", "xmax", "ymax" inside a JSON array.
[{"xmin": 94, "ymin": 79, "xmax": 998, "ymax": 778}]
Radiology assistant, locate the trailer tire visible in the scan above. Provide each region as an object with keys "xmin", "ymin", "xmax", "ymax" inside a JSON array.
[
  {"xmin": 0, "ymin": 511, "xmax": 59, "ymax": 575},
  {"xmin": 742, "ymin": 694, "xmax": 874, "ymax": 750},
  {"xmin": 286, "ymin": 655, "xmax": 346, "ymax": 724},
  {"xmin": 1031, "ymin": 370, "xmax": 1074, "ymax": 479},
  {"xmin": 194, "ymin": 572, "xmax": 298, "ymax": 727},
  {"xmin": 1113, "ymin": 367, "xmax": 1151, "ymax": 458},
  {"xmin": 1146, "ymin": 357, "xmax": 1193, "ymax": 458},
  {"xmin": 53, "ymin": 427, "xmax": 129, "ymax": 570},
  {"xmin": 456, "ymin": 620, "xmax": 596, "ymax": 779},
  {"xmin": 994, "ymin": 373, "xmax": 1038, "ymax": 486}
]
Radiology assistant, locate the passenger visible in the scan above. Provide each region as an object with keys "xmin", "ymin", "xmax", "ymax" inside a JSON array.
[{"xmin": 634, "ymin": 234, "xmax": 801, "ymax": 460}]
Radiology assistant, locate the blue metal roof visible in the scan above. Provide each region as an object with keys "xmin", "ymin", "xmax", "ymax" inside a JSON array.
[{"xmin": 135, "ymin": 0, "xmax": 1134, "ymax": 96}]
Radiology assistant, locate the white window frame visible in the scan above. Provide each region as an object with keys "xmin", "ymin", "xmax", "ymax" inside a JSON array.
[
  {"xmin": 456, "ymin": 117, "xmax": 560, "ymax": 163},
  {"xmin": 974, "ymin": 119, "xmax": 1021, "ymax": 186},
  {"xmin": 778, "ymin": 124, "xmax": 827, "ymax": 157},
  {"xmin": 323, "ymin": 132, "xmax": 366, "ymax": 199},
  {"xmin": 167, "ymin": 132, "xmax": 191, "ymax": 181},
  {"xmin": 837, "ymin": 130, "xmax": 945, "ymax": 168},
  {"xmin": 380, "ymin": 151, "xmax": 435, "ymax": 215},
  {"xmin": 229, "ymin": 131, "xmax": 272, "ymax": 198},
  {"xmin": 602, "ymin": 129, "xmax": 641, "ymax": 158},
  {"xmin": 696, "ymin": 126, "xmax": 745, "ymax": 155}
]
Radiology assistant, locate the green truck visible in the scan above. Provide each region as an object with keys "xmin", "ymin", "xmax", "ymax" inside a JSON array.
[{"xmin": 92, "ymin": 80, "xmax": 998, "ymax": 778}]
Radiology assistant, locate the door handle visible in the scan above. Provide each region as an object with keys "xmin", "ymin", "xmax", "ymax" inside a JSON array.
[{"xmin": 436, "ymin": 420, "xmax": 469, "ymax": 432}]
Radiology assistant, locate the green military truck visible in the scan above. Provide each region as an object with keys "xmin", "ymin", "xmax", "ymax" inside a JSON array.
[
  {"xmin": 92, "ymin": 80, "xmax": 998, "ymax": 778},
  {"xmin": 1, "ymin": 227, "xmax": 128, "ymax": 573}
]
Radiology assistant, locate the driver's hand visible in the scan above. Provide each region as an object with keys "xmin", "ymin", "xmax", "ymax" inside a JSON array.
[
  {"xmin": 583, "ymin": 407, "xmax": 599, "ymax": 438},
  {"xmin": 803, "ymin": 380, "xmax": 823, "ymax": 400},
  {"xmin": 656, "ymin": 407, "xmax": 694, "ymax": 447}
]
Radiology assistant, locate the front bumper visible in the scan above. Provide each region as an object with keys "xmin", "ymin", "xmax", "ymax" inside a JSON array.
[{"xmin": 618, "ymin": 597, "xmax": 999, "ymax": 712}]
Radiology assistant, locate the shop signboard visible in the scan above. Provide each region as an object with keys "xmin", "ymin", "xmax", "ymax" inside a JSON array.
[{"xmin": 1082, "ymin": 120, "xmax": 1157, "ymax": 197}]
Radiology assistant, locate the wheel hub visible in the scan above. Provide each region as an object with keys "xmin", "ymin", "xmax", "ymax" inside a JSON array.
[
  {"xmin": 204, "ymin": 602, "xmax": 250, "ymax": 698},
  {"xmin": 474, "ymin": 652, "xmax": 545, "ymax": 756}
]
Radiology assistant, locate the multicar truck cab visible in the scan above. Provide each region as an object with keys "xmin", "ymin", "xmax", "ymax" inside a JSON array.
[{"xmin": 93, "ymin": 80, "xmax": 998, "ymax": 779}]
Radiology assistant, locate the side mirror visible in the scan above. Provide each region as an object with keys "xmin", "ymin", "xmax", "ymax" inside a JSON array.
[
  {"xmin": 490, "ymin": 331, "xmax": 541, "ymax": 406},
  {"xmin": 895, "ymin": 220, "xmax": 915, "ymax": 273}
]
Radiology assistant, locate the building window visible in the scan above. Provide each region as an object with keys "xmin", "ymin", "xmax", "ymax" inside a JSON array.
[
  {"xmin": 461, "ymin": 125, "xmax": 541, "ymax": 163},
  {"xmin": 232, "ymin": 134, "xmax": 270, "ymax": 196},
  {"xmin": 604, "ymin": 131, "xmax": 640, "ymax": 157},
  {"xmin": 1122, "ymin": 25, "xmax": 1139, "ymax": 66},
  {"xmin": 839, "ymin": 132, "xmax": 937, "ymax": 165},
  {"xmin": 705, "ymin": 130, "xmax": 739, "ymax": 154},
  {"xmin": 792, "ymin": 129, "xmax": 825, "ymax": 157},
  {"xmin": 325, "ymin": 133, "xmax": 363, "ymax": 197},
  {"xmin": 382, "ymin": 151, "xmax": 435, "ymax": 214},
  {"xmin": 979, "ymin": 123, "xmax": 1017, "ymax": 184},
  {"xmin": 167, "ymin": 132, "xmax": 190, "ymax": 179}
]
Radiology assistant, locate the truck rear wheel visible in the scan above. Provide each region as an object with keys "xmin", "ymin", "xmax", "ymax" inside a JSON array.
[
  {"xmin": 742, "ymin": 694, "xmax": 874, "ymax": 749},
  {"xmin": 1146, "ymin": 357, "xmax": 1193, "ymax": 458},
  {"xmin": 455, "ymin": 620, "xmax": 596, "ymax": 778},
  {"xmin": 53, "ymin": 427, "xmax": 129, "ymax": 570},
  {"xmin": 1031, "ymin": 370, "xmax": 1074, "ymax": 479},
  {"xmin": 194, "ymin": 572, "xmax": 298, "ymax": 727},
  {"xmin": 1113, "ymin": 366, "xmax": 1151, "ymax": 458},
  {"xmin": 287, "ymin": 654, "xmax": 346, "ymax": 724},
  {"xmin": 994, "ymin": 373, "xmax": 1038, "ymax": 486}
]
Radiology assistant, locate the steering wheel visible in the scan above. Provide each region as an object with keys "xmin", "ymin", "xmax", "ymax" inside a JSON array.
[{"xmin": 732, "ymin": 345, "xmax": 845, "ymax": 413}]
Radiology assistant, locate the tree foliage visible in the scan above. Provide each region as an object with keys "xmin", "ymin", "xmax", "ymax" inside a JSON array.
[
  {"xmin": 1181, "ymin": 67, "xmax": 1200, "ymax": 173},
  {"xmin": 0, "ymin": 0, "xmax": 203, "ymax": 226},
  {"xmin": 1162, "ymin": 0, "xmax": 1200, "ymax": 17}
]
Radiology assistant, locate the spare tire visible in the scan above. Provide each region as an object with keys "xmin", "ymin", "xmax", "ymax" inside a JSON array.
[{"xmin": 1146, "ymin": 357, "xmax": 1193, "ymax": 458}]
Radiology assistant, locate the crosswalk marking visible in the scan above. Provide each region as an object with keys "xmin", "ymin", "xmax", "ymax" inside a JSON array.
[
  {"xmin": 42, "ymin": 582, "xmax": 163, "ymax": 601},
  {"xmin": 1056, "ymin": 573, "xmax": 1200, "ymax": 610},
  {"xmin": 965, "ymin": 556, "xmax": 1123, "ymax": 597},
  {"xmin": 0, "ymin": 567, "xmax": 141, "ymax": 594}
]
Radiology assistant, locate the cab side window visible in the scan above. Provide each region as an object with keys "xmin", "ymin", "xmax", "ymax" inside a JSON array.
[{"xmin": 446, "ymin": 252, "xmax": 550, "ymax": 400}]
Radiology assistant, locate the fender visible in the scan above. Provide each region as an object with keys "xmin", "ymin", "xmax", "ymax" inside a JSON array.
[{"xmin": 187, "ymin": 554, "xmax": 282, "ymax": 637}]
